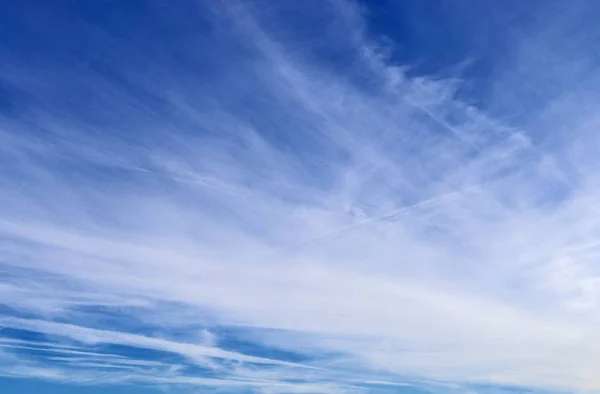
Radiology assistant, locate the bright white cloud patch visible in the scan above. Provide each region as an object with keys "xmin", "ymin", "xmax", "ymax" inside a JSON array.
[{"xmin": 1, "ymin": 0, "xmax": 600, "ymax": 393}]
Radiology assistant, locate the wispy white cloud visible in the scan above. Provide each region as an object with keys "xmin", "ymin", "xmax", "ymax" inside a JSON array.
[
  {"xmin": 0, "ymin": 317, "xmax": 312, "ymax": 368},
  {"xmin": 2, "ymin": 0, "xmax": 600, "ymax": 392}
]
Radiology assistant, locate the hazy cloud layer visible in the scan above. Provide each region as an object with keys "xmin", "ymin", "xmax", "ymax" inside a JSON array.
[{"xmin": 2, "ymin": 0, "xmax": 600, "ymax": 393}]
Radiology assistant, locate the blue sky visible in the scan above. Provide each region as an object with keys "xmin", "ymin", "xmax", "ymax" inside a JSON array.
[{"xmin": 1, "ymin": 0, "xmax": 600, "ymax": 393}]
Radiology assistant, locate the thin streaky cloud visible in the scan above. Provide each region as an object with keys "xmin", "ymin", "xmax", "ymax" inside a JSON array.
[{"xmin": 2, "ymin": 0, "xmax": 600, "ymax": 393}]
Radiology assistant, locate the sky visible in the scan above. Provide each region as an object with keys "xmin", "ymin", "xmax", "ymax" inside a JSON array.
[{"xmin": 1, "ymin": 0, "xmax": 600, "ymax": 393}]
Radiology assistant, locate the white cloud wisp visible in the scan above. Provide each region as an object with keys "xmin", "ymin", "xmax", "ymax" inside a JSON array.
[{"xmin": 2, "ymin": 0, "xmax": 600, "ymax": 393}]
